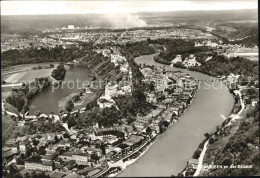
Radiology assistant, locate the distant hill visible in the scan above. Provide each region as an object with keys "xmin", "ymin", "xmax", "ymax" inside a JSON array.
[{"xmin": 1, "ymin": 9, "xmax": 257, "ymax": 35}]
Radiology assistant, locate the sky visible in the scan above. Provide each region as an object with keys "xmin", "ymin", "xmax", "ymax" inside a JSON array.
[{"xmin": 1, "ymin": 0, "xmax": 258, "ymax": 15}]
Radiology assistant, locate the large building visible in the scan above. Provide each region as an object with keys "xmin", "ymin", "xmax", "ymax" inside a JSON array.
[
  {"xmin": 59, "ymin": 152, "xmax": 88, "ymax": 165},
  {"xmin": 68, "ymin": 25, "xmax": 75, "ymax": 29},
  {"xmin": 25, "ymin": 161, "xmax": 53, "ymax": 172}
]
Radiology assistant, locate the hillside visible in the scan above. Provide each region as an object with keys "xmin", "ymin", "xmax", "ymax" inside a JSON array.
[{"xmin": 204, "ymin": 103, "xmax": 259, "ymax": 176}]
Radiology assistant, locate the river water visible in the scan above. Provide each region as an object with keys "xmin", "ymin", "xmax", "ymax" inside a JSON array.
[
  {"xmin": 29, "ymin": 65, "xmax": 92, "ymax": 114},
  {"xmin": 117, "ymin": 54, "xmax": 234, "ymax": 177}
]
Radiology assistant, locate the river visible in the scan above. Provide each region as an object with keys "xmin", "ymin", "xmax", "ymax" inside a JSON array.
[
  {"xmin": 117, "ymin": 54, "xmax": 234, "ymax": 177},
  {"xmin": 29, "ymin": 65, "xmax": 92, "ymax": 114}
]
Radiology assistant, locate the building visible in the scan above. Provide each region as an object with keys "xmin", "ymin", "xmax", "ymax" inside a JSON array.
[
  {"xmin": 25, "ymin": 161, "xmax": 53, "ymax": 171},
  {"xmin": 171, "ymin": 55, "xmax": 182, "ymax": 64},
  {"xmin": 4, "ymin": 143, "xmax": 18, "ymax": 152},
  {"xmin": 19, "ymin": 138, "xmax": 31, "ymax": 152},
  {"xmin": 59, "ymin": 151, "xmax": 88, "ymax": 165},
  {"xmin": 187, "ymin": 159, "xmax": 199, "ymax": 168},
  {"xmin": 182, "ymin": 55, "xmax": 201, "ymax": 67},
  {"xmin": 68, "ymin": 25, "xmax": 75, "ymax": 29}
]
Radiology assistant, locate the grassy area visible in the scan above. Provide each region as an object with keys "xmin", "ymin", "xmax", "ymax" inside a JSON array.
[
  {"xmin": 2, "ymin": 62, "xmax": 58, "ymax": 75},
  {"xmin": 18, "ymin": 68, "xmax": 54, "ymax": 82},
  {"xmin": 58, "ymin": 92, "xmax": 78, "ymax": 111},
  {"xmin": 3, "ymin": 66, "xmax": 58, "ymax": 84},
  {"xmin": 73, "ymin": 93, "xmax": 97, "ymax": 111},
  {"xmin": 2, "ymin": 91, "xmax": 12, "ymax": 100},
  {"xmin": 4, "ymin": 72, "xmax": 27, "ymax": 83},
  {"xmin": 5, "ymin": 103, "xmax": 19, "ymax": 114},
  {"xmin": 2, "ymin": 114, "xmax": 16, "ymax": 144},
  {"xmin": 58, "ymin": 92, "xmax": 97, "ymax": 112},
  {"xmin": 203, "ymin": 121, "xmax": 240, "ymax": 165}
]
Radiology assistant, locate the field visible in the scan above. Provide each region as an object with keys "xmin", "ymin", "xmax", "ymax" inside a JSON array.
[
  {"xmin": 4, "ymin": 72, "xmax": 27, "ymax": 83},
  {"xmin": 227, "ymin": 47, "xmax": 259, "ymax": 61},
  {"xmin": 1, "ymin": 91, "xmax": 12, "ymax": 100},
  {"xmin": 3, "ymin": 68, "xmax": 54, "ymax": 83},
  {"xmin": 2, "ymin": 62, "xmax": 58, "ymax": 75},
  {"xmin": 1, "ymin": 33, "xmax": 21, "ymax": 41},
  {"xmin": 2, "ymin": 114, "xmax": 16, "ymax": 144},
  {"xmin": 2, "ymin": 63, "xmax": 58, "ymax": 83}
]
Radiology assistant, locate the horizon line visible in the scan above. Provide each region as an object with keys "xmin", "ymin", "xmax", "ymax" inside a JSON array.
[{"xmin": 1, "ymin": 8, "xmax": 258, "ymax": 16}]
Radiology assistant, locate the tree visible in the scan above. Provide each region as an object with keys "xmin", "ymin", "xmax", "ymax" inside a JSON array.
[
  {"xmin": 51, "ymin": 64, "xmax": 66, "ymax": 80},
  {"xmin": 26, "ymin": 148, "xmax": 33, "ymax": 158},
  {"xmin": 20, "ymin": 153, "xmax": 26, "ymax": 160},
  {"xmin": 37, "ymin": 146, "xmax": 46, "ymax": 155},
  {"xmin": 79, "ymin": 89, "xmax": 85, "ymax": 96},
  {"xmin": 209, "ymin": 137, "xmax": 215, "ymax": 144},
  {"xmin": 32, "ymin": 139, "xmax": 39, "ymax": 146},
  {"xmin": 67, "ymin": 117, "xmax": 76, "ymax": 128},
  {"xmin": 146, "ymin": 127, "xmax": 152, "ymax": 134},
  {"xmin": 235, "ymin": 95, "xmax": 240, "ymax": 104},
  {"xmin": 91, "ymin": 152, "xmax": 99, "ymax": 161},
  {"xmin": 204, "ymin": 133, "xmax": 210, "ymax": 139},
  {"xmin": 92, "ymin": 76, "xmax": 97, "ymax": 81},
  {"xmin": 149, "ymin": 82, "xmax": 155, "ymax": 91},
  {"xmin": 54, "ymin": 135, "xmax": 59, "ymax": 144},
  {"xmin": 147, "ymin": 38, "xmax": 152, "ymax": 44},
  {"xmin": 100, "ymin": 143, "xmax": 106, "ymax": 155},
  {"xmin": 35, "ymin": 110, "xmax": 42, "ymax": 117},
  {"xmin": 65, "ymin": 100, "xmax": 74, "ymax": 112},
  {"xmin": 72, "ymin": 94, "xmax": 81, "ymax": 102},
  {"xmin": 193, "ymin": 148, "xmax": 202, "ymax": 159},
  {"xmin": 16, "ymin": 157, "xmax": 25, "ymax": 165}
]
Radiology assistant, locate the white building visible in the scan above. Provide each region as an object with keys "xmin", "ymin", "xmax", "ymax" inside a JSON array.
[
  {"xmin": 59, "ymin": 152, "xmax": 88, "ymax": 165},
  {"xmin": 182, "ymin": 54, "xmax": 201, "ymax": 67},
  {"xmin": 68, "ymin": 25, "xmax": 75, "ymax": 29},
  {"xmin": 171, "ymin": 55, "xmax": 182, "ymax": 64},
  {"xmin": 25, "ymin": 161, "xmax": 53, "ymax": 172}
]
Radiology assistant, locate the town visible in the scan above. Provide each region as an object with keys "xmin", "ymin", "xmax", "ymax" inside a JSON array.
[{"xmin": 1, "ymin": 2, "xmax": 259, "ymax": 177}]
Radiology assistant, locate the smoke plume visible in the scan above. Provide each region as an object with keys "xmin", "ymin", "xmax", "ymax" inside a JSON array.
[{"xmin": 103, "ymin": 13, "xmax": 147, "ymax": 29}]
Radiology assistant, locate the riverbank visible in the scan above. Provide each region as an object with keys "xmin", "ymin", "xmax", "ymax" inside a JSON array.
[
  {"xmin": 93, "ymin": 67, "xmax": 198, "ymax": 177},
  {"xmin": 181, "ymin": 85, "xmax": 245, "ymax": 176},
  {"xmin": 116, "ymin": 53, "xmax": 234, "ymax": 177}
]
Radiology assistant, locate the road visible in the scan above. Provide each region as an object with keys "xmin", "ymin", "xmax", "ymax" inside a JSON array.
[
  {"xmin": 193, "ymin": 140, "xmax": 209, "ymax": 176},
  {"xmin": 1, "ymin": 83, "xmax": 23, "ymax": 88}
]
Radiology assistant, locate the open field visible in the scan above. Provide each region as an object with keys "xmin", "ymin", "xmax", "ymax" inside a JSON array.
[
  {"xmin": 4, "ymin": 72, "xmax": 27, "ymax": 83},
  {"xmin": 73, "ymin": 92, "xmax": 96, "ymax": 111},
  {"xmin": 2, "ymin": 62, "xmax": 58, "ymax": 75},
  {"xmin": 3, "ymin": 68, "xmax": 54, "ymax": 83},
  {"xmin": 1, "ymin": 91, "xmax": 12, "ymax": 100},
  {"xmin": 2, "ymin": 63, "xmax": 59, "ymax": 83},
  {"xmin": 18, "ymin": 68, "xmax": 54, "ymax": 82},
  {"xmin": 1, "ymin": 33, "xmax": 21, "ymax": 41},
  {"xmin": 226, "ymin": 47, "xmax": 259, "ymax": 61},
  {"xmin": 2, "ymin": 114, "xmax": 16, "ymax": 144},
  {"xmin": 244, "ymin": 56, "xmax": 258, "ymax": 61}
]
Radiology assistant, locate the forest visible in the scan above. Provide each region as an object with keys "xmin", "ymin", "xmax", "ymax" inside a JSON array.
[
  {"xmin": 51, "ymin": 64, "xmax": 66, "ymax": 80},
  {"xmin": 1, "ymin": 44, "xmax": 93, "ymax": 68},
  {"xmin": 210, "ymin": 103, "xmax": 259, "ymax": 176},
  {"xmin": 212, "ymin": 22, "xmax": 258, "ymax": 47}
]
